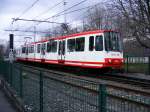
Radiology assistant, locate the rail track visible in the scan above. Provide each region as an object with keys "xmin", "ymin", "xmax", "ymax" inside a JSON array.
[
  {"xmin": 17, "ymin": 62, "xmax": 150, "ymax": 90},
  {"xmin": 16, "ymin": 62, "xmax": 150, "ymax": 93},
  {"xmin": 98, "ymin": 74, "xmax": 150, "ymax": 89}
]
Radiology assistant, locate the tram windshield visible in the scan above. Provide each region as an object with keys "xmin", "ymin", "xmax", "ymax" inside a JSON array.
[{"xmin": 104, "ymin": 32, "xmax": 122, "ymax": 52}]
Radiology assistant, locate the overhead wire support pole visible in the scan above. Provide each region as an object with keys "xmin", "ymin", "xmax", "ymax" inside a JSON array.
[
  {"xmin": 34, "ymin": 25, "xmax": 36, "ymax": 59},
  {"xmin": 34, "ymin": 26, "xmax": 36, "ymax": 43}
]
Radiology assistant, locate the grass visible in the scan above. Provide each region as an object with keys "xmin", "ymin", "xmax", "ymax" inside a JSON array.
[{"xmin": 124, "ymin": 63, "xmax": 149, "ymax": 74}]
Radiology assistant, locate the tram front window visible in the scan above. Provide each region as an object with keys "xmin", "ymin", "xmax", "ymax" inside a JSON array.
[{"xmin": 104, "ymin": 32, "xmax": 122, "ymax": 52}]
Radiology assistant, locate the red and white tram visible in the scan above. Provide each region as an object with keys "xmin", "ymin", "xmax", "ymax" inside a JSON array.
[{"xmin": 16, "ymin": 30, "xmax": 123, "ymax": 70}]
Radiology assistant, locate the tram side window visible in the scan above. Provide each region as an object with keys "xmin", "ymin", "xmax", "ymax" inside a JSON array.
[
  {"xmin": 95, "ymin": 35, "xmax": 103, "ymax": 51},
  {"xmin": 41, "ymin": 43, "xmax": 46, "ymax": 54},
  {"xmin": 31, "ymin": 45, "xmax": 34, "ymax": 53},
  {"xmin": 105, "ymin": 32, "xmax": 111, "ymax": 51},
  {"xmin": 47, "ymin": 41, "xmax": 57, "ymax": 52},
  {"xmin": 25, "ymin": 47, "xmax": 28, "ymax": 54},
  {"xmin": 75, "ymin": 37, "xmax": 85, "ymax": 51},
  {"xmin": 22, "ymin": 47, "xmax": 26, "ymax": 53},
  {"xmin": 89, "ymin": 36, "xmax": 94, "ymax": 51},
  {"xmin": 67, "ymin": 39, "xmax": 75, "ymax": 52},
  {"xmin": 42, "ymin": 43, "xmax": 46, "ymax": 51},
  {"xmin": 29, "ymin": 47, "xmax": 32, "ymax": 53},
  {"xmin": 28, "ymin": 47, "xmax": 31, "ymax": 53},
  {"xmin": 47, "ymin": 42, "xmax": 51, "ymax": 52},
  {"xmin": 51, "ymin": 41, "xmax": 57, "ymax": 52},
  {"xmin": 37, "ymin": 44, "xmax": 41, "ymax": 53},
  {"xmin": 33, "ymin": 45, "xmax": 34, "ymax": 53}
]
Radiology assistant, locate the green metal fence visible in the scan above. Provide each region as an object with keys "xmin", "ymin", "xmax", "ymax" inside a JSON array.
[
  {"xmin": 0, "ymin": 61, "xmax": 150, "ymax": 112},
  {"xmin": 124, "ymin": 56, "xmax": 150, "ymax": 75}
]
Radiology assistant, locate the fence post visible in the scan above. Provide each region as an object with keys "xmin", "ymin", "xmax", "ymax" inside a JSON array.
[
  {"xmin": 20, "ymin": 65, "xmax": 23, "ymax": 98},
  {"xmin": 148, "ymin": 56, "xmax": 150, "ymax": 75},
  {"xmin": 0, "ymin": 61, "xmax": 2, "ymax": 75},
  {"xmin": 6, "ymin": 62, "xmax": 9, "ymax": 81},
  {"xmin": 126, "ymin": 55, "xmax": 129, "ymax": 73},
  {"xmin": 9, "ymin": 62, "xmax": 13, "ymax": 85},
  {"xmin": 99, "ymin": 84, "xmax": 106, "ymax": 112},
  {"xmin": 40, "ymin": 71, "xmax": 43, "ymax": 112}
]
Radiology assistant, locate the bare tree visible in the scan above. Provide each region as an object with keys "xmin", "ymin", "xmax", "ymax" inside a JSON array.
[
  {"xmin": 111, "ymin": 0, "xmax": 150, "ymax": 48},
  {"xmin": 85, "ymin": 5, "xmax": 106, "ymax": 30},
  {"xmin": 83, "ymin": 4, "xmax": 123, "ymax": 31},
  {"xmin": 0, "ymin": 44, "xmax": 4, "ymax": 60}
]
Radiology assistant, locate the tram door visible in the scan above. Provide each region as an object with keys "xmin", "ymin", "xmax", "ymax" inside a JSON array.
[{"xmin": 58, "ymin": 40, "xmax": 65, "ymax": 63}]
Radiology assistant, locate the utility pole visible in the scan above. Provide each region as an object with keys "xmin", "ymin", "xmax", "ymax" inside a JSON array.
[
  {"xmin": 34, "ymin": 26, "xmax": 36, "ymax": 43},
  {"xmin": 82, "ymin": 19, "xmax": 85, "ymax": 31},
  {"xmin": 63, "ymin": 0, "xmax": 67, "ymax": 24},
  {"xmin": 34, "ymin": 25, "xmax": 36, "ymax": 59},
  {"xmin": 52, "ymin": 17, "xmax": 54, "ymax": 37},
  {"xmin": 62, "ymin": 0, "xmax": 69, "ymax": 35}
]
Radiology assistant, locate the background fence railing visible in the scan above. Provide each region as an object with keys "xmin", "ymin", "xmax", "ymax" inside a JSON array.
[
  {"xmin": 0, "ymin": 61, "xmax": 150, "ymax": 112},
  {"xmin": 124, "ymin": 56, "xmax": 150, "ymax": 75}
]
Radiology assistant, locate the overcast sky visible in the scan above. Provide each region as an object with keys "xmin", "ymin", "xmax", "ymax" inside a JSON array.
[{"xmin": 0, "ymin": 0, "xmax": 101, "ymax": 47}]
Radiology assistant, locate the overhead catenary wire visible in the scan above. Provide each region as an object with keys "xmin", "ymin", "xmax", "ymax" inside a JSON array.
[
  {"xmin": 53, "ymin": 3, "xmax": 101, "ymax": 19},
  {"xmin": 17, "ymin": 0, "xmax": 40, "ymax": 19},
  {"xmin": 26, "ymin": 0, "xmax": 88, "ymax": 30},
  {"xmin": 13, "ymin": 0, "xmax": 64, "ymax": 32},
  {"xmin": 11, "ymin": 0, "xmax": 105, "ymax": 37},
  {"xmin": 11, "ymin": 0, "xmax": 41, "ymax": 31},
  {"xmin": 10, "ymin": 1, "xmax": 103, "ymax": 32},
  {"xmin": 6, "ymin": 1, "xmax": 105, "ymax": 44},
  {"xmin": 68, "ymin": 4, "xmax": 102, "ymax": 25},
  {"xmin": 51, "ymin": 2, "xmax": 105, "ymax": 31},
  {"xmin": 38, "ymin": 2, "xmax": 103, "ymax": 32},
  {"xmin": 21, "ymin": 1, "xmax": 103, "ymax": 36},
  {"xmin": 33, "ymin": 0, "xmax": 64, "ymax": 19},
  {"xmin": 44, "ymin": 0, "xmax": 88, "ymax": 21}
]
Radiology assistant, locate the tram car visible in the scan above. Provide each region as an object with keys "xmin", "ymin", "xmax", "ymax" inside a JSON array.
[{"xmin": 16, "ymin": 30, "xmax": 123, "ymax": 70}]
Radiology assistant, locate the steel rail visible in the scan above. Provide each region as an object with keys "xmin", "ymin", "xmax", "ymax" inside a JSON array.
[{"xmin": 100, "ymin": 75, "xmax": 150, "ymax": 88}]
